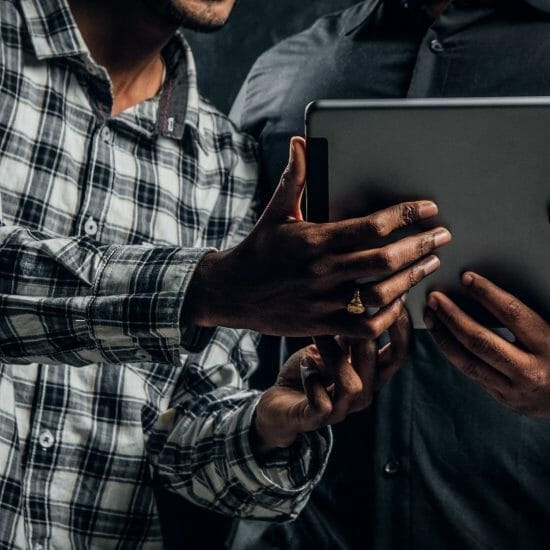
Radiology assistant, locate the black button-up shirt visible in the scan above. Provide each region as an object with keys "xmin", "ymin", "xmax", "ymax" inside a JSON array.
[{"xmin": 230, "ymin": 1, "xmax": 550, "ymax": 548}]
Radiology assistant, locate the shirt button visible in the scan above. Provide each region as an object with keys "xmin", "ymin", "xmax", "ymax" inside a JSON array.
[
  {"xmin": 383, "ymin": 459, "xmax": 401, "ymax": 477},
  {"xmin": 84, "ymin": 216, "xmax": 98, "ymax": 237},
  {"xmin": 34, "ymin": 543, "xmax": 44, "ymax": 550},
  {"xmin": 101, "ymin": 126, "xmax": 112, "ymax": 143},
  {"xmin": 39, "ymin": 430, "xmax": 55, "ymax": 450},
  {"xmin": 135, "ymin": 351, "xmax": 149, "ymax": 361},
  {"xmin": 86, "ymin": 63, "xmax": 98, "ymax": 75},
  {"xmin": 429, "ymin": 39, "xmax": 445, "ymax": 53}
]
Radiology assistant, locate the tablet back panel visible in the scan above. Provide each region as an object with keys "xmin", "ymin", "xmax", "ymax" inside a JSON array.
[{"xmin": 306, "ymin": 99, "xmax": 550, "ymax": 328}]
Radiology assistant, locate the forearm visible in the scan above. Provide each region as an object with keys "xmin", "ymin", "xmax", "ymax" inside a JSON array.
[
  {"xmin": 0, "ymin": 224, "xmax": 214, "ymax": 365},
  {"xmin": 149, "ymin": 388, "xmax": 332, "ymax": 520}
]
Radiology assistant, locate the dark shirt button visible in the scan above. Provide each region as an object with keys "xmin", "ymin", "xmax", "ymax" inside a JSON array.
[
  {"xmin": 429, "ymin": 39, "xmax": 445, "ymax": 53},
  {"xmin": 383, "ymin": 459, "xmax": 401, "ymax": 477}
]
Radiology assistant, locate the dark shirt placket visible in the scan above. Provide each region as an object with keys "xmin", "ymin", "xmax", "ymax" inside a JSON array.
[{"xmin": 231, "ymin": 1, "xmax": 550, "ymax": 548}]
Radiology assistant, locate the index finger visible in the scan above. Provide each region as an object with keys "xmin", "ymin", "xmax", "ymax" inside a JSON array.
[
  {"xmin": 462, "ymin": 272, "xmax": 549, "ymax": 352},
  {"xmin": 377, "ymin": 306, "xmax": 412, "ymax": 381},
  {"xmin": 314, "ymin": 336, "xmax": 363, "ymax": 423},
  {"xmin": 324, "ymin": 200, "xmax": 439, "ymax": 252},
  {"xmin": 348, "ymin": 337, "xmax": 378, "ymax": 411}
]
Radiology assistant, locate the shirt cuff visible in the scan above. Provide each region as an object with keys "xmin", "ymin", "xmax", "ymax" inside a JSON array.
[
  {"xmin": 223, "ymin": 397, "xmax": 332, "ymax": 520},
  {"xmin": 88, "ymin": 244, "xmax": 215, "ymax": 364}
]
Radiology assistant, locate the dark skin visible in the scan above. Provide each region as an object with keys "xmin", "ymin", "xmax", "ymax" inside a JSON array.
[
  {"xmin": 66, "ymin": 0, "xmax": 453, "ymax": 456},
  {"xmin": 413, "ymin": 0, "xmax": 550, "ymax": 421},
  {"xmin": 67, "ymin": 0, "xmax": 237, "ymax": 115},
  {"xmin": 425, "ymin": 274, "xmax": 550, "ymax": 419},
  {"xmin": 191, "ymin": 137, "xmax": 451, "ymax": 452},
  {"xmin": 255, "ymin": 322, "xmax": 412, "ymax": 453},
  {"xmin": 189, "ymin": 138, "xmax": 450, "ymax": 339}
]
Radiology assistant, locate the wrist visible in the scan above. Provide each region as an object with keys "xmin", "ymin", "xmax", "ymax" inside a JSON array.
[
  {"xmin": 182, "ymin": 250, "xmax": 227, "ymax": 328},
  {"xmin": 250, "ymin": 419, "xmax": 299, "ymax": 461},
  {"xmin": 251, "ymin": 397, "xmax": 300, "ymax": 460}
]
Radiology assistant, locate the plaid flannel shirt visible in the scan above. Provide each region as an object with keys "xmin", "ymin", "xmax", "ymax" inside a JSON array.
[{"xmin": 0, "ymin": 0, "xmax": 331, "ymax": 548}]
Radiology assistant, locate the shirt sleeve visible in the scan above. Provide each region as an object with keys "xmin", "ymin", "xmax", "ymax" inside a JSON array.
[
  {"xmin": 0, "ymin": 223, "xmax": 213, "ymax": 366},
  {"xmin": 147, "ymin": 327, "xmax": 332, "ymax": 521}
]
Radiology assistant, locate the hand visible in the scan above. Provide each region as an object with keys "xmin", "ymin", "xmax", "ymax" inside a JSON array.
[
  {"xmin": 425, "ymin": 272, "xmax": 550, "ymax": 419},
  {"xmin": 186, "ymin": 136, "xmax": 451, "ymax": 338},
  {"xmin": 252, "ymin": 306, "xmax": 411, "ymax": 456}
]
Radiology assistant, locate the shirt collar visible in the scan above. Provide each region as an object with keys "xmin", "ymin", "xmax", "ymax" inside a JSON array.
[
  {"xmin": 18, "ymin": 0, "xmax": 89, "ymax": 60},
  {"xmin": 158, "ymin": 31, "xmax": 203, "ymax": 141},
  {"xmin": 343, "ymin": 0, "xmax": 530, "ymax": 35},
  {"xmin": 17, "ymin": 0, "xmax": 202, "ymax": 142},
  {"xmin": 343, "ymin": 0, "xmax": 383, "ymax": 36}
]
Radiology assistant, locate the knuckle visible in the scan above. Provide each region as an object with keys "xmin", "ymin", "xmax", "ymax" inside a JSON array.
[
  {"xmin": 338, "ymin": 375, "xmax": 364, "ymax": 401},
  {"xmin": 469, "ymin": 333, "xmax": 494, "ymax": 356},
  {"xmin": 407, "ymin": 265, "xmax": 424, "ymax": 288},
  {"xmin": 376, "ymin": 248, "xmax": 398, "ymax": 271},
  {"xmin": 503, "ymin": 298, "xmax": 524, "ymax": 324},
  {"xmin": 523, "ymin": 361, "xmax": 548, "ymax": 388},
  {"xmin": 397, "ymin": 307, "xmax": 410, "ymax": 324},
  {"xmin": 304, "ymin": 344, "xmax": 318, "ymax": 357},
  {"xmin": 349, "ymin": 378, "xmax": 364, "ymax": 399},
  {"xmin": 367, "ymin": 284, "xmax": 390, "ymax": 307},
  {"xmin": 399, "ymin": 203, "xmax": 419, "ymax": 226},
  {"xmin": 460, "ymin": 360, "xmax": 480, "ymax": 380},
  {"xmin": 362, "ymin": 317, "xmax": 384, "ymax": 339},
  {"xmin": 419, "ymin": 233, "xmax": 436, "ymax": 255},
  {"xmin": 307, "ymin": 259, "xmax": 331, "ymax": 280},
  {"xmin": 301, "ymin": 228, "xmax": 325, "ymax": 251},
  {"xmin": 364, "ymin": 217, "xmax": 387, "ymax": 237},
  {"xmin": 315, "ymin": 400, "xmax": 333, "ymax": 421}
]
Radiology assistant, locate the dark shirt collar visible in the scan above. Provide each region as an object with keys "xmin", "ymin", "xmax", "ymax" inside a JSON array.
[{"xmin": 343, "ymin": 0, "xmax": 521, "ymax": 35}]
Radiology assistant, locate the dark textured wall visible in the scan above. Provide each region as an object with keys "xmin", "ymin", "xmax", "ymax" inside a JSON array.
[{"xmin": 185, "ymin": 0, "xmax": 359, "ymax": 114}]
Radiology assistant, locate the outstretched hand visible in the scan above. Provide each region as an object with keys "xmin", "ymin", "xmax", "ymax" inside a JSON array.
[{"xmin": 187, "ymin": 136, "xmax": 451, "ymax": 339}]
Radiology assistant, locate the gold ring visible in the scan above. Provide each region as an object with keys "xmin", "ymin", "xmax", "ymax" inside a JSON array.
[{"xmin": 347, "ymin": 289, "xmax": 366, "ymax": 315}]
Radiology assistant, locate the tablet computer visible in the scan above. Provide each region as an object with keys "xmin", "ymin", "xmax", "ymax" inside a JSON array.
[{"xmin": 305, "ymin": 98, "xmax": 550, "ymax": 328}]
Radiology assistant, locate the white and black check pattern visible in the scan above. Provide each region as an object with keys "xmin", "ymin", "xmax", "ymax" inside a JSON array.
[{"xmin": 0, "ymin": 0, "xmax": 331, "ymax": 547}]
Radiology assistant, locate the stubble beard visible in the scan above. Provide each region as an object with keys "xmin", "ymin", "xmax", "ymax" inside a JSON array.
[{"xmin": 143, "ymin": 0, "xmax": 233, "ymax": 32}]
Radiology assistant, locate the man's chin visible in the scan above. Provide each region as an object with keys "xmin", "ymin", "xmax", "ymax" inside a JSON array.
[
  {"xmin": 180, "ymin": 18, "xmax": 226, "ymax": 34},
  {"xmin": 144, "ymin": 0, "xmax": 236, "ymax": 32}
]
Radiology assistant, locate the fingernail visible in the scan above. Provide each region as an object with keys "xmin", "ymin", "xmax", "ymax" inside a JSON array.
[
  {"xmin": 462, "ymin": 272, "xmax": 474, "ymax": 286},
  {"xmin": 427, "ymin": 294, "xmax": 438, "ymax": 311},
  {"xmin": 424, "ymin": 310, "xmax": 434, "ymax": 329},
  {"xmin": 422, "ymin": 256, "xmax": 441, "ymax": 276},
  {"xmin": 419, "ymin": 201, "xmax": 438, "ymax": 218},
  {"xmin": 433, "ymin": 228, "xmax": 452, "ymax": 247},
  {"xmin": 400, "ymin": 292, "xmax": 408, "ymax": 304}
]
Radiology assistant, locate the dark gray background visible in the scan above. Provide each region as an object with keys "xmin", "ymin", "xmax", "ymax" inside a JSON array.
[{"xmin": 185, "ymin": 0, "xmax": 359, "ymax": 114}]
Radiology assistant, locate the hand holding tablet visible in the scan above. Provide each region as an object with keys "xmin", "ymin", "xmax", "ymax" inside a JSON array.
[
  {"xmin": 305, "ymin": 97, "xmax": 550, "ymax": 418},
  {"xmin": 305, "ymin": 98, "xmax": 550, "ymax": 328}
]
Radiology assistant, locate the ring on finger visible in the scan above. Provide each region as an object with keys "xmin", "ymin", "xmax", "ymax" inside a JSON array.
[{"xmin": 347, "ymin": 289, "xmax": 367, "ymax": 315}]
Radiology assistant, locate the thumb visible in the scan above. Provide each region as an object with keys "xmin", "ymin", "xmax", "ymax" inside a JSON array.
[{"xmin": 264, "ymin": 136, "xmax": 307, "ymax": 221}]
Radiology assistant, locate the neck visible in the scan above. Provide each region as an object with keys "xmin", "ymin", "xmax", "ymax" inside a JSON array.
[{"xmin": 67, "ymin": 0, "xmax": 179, "ymax": 116}]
